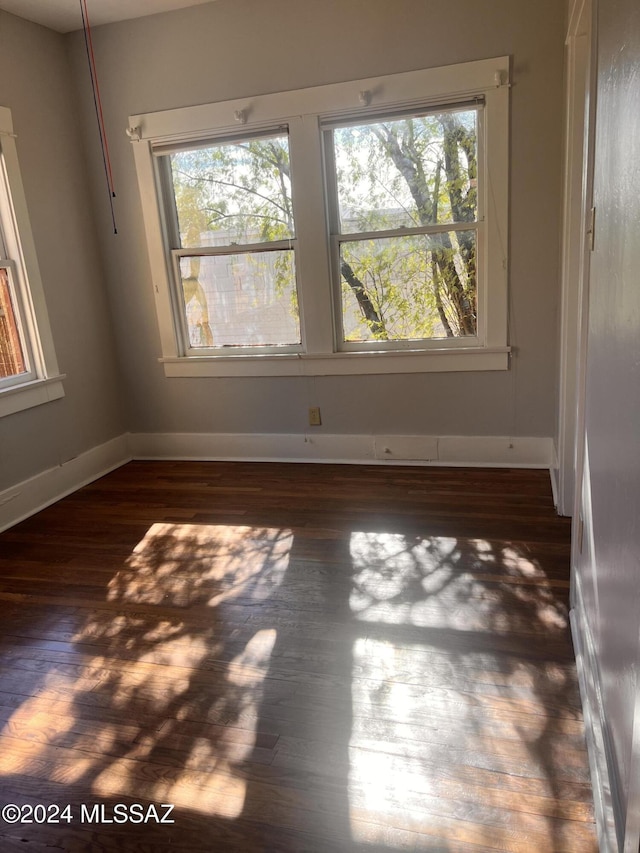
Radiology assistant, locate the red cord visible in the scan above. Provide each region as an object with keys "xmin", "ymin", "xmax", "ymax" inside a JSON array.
[{"xmin": 82, "ymin": 0, "xmax": 115, "ymax": 197}]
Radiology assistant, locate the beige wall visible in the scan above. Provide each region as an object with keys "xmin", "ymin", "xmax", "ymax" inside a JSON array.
[
  {"xmin": 66, "ymin": 0, "xmax": 566, "ymax": 439},
  {"xmin": 0, "ymin": 12, "xmax": 125, "ymax": 490}
]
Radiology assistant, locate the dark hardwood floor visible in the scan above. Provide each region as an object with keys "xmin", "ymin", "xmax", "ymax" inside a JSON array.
[{"xmin": 0, "ymin": 462, "xmax": 596, "ymax": 851}]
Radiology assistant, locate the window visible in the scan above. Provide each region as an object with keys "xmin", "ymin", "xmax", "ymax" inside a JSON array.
[
  {"xmin": 131, "ymin": 57, "xmax": 509, "ymax": 377},
  {"xmin": 159, "ymin": 130, "xmax": 301, "ymax": 354},
  {"xmin": 0, "ymin": 263, "xmax": 28, "ymax": 384},
  {"xmin": 325, "ymin": 106, "xmax": 481, "ymax": 349},
  {"xmin": 0, "ymin": 107, "xmax": 63, "ymax": 416}
]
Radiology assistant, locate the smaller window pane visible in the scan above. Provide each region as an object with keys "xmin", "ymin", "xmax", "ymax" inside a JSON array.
[
  {"xmin": 333, "ymin": 109, "xmax": 478, "ymax": 232},
  {"xmin": 340, "ymin": 230, "xmax": 477, "ymax": 342},
  {"xmin": 170, "ymin": 134, "xmax": 294, "ymax": 248},
  {"xmin": 178, "ymin": 251, "xmax": 300, "ymax": 349},
  {"xmin": 0, "ymin": 267, "xmax": 27, "ymax": 378}
]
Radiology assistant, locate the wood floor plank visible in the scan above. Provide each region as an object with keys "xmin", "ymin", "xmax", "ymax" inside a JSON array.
[{"xmin": 0, "ymin": 462, "xmax": 596, "ymax": 851}]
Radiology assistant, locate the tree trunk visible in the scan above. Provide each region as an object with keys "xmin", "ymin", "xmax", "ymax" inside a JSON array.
[
  {"xmin": 431, "ymin": 256, "xmax": 454, "ymax": 337},
  {"xmin": 375, "ymin": 120, "xmax": 478, "ymax": 337},
  {"xmin": 340, "ymin": 260, "xmax": 387, "ymax": 338}
]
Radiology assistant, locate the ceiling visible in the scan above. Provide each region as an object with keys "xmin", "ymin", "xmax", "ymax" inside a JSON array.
[{"xmin": 0, "ymin": 0, "xmax": 216, "ymax": 33}]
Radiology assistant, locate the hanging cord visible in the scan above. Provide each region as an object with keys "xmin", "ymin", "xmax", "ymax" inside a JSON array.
[
  {"xmin": 79, "ymin": 0, "xmax": 117, "ymax": 234},
  {"xmin": 81, "ymin": 0, "xmax": 115, "ymax": 195}
]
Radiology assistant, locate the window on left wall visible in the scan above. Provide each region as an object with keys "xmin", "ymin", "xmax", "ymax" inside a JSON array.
[{"xmin": 0, "ymin": 106, "xmax": 64, "ymax": 417}]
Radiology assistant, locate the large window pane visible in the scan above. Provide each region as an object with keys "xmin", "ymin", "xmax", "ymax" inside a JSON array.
[
  {"xmin": 0, "ymin": 268, "xmax": 27, "ymax": 378},
  {"xmin": 340, "ymin": 230, "xmax": 477, "ymax": 342},
  {"xmin": 178, "ymin": 251, "xmax": 300, "ymax": 348},
  {"xmin": 170, "ymin": 134, "xmax": 294, "ymax": 248},
  {"xmin": 333, "ymin": 109, "xmax": 477, "ymax": 232}
]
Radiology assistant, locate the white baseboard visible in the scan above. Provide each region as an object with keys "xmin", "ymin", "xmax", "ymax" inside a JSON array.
[
  {"xmin": 129, "ymin": 431, "xmax": 555, "ymax": 468},
  {"xmin": 570, "ymin": 574, "xmax": 619, "ymax": 853},
  {"xmin": 0, "ymin": 434, "xmax": 131, "ymax": 533}
]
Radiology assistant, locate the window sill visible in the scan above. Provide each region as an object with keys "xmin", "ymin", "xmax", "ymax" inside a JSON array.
[
  {"xmin": 160, "ymin": 348, "xmax": 510, "ymax": 377},
  {"xmin": 0, "ymin": 375, "xmax": 66, "ymax": 417}
]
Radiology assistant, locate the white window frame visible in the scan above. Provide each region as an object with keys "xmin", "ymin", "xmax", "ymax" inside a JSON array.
[
  {"xmin": 130, "ymin": 57, "xmax": 510, "ymax": 377},
  {"xmin": 0, "ymin": 107, "xmax": 64, "ymax": 417}
]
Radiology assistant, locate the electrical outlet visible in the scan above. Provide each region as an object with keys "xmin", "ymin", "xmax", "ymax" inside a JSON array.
[{"xmin": 308, "ymin": 406, "xmax": 322, "ymax": 426}]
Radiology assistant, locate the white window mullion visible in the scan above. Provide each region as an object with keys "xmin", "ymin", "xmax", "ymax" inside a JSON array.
[
  {"xmin": 482, "ymin": 85, "xmax": 509, "ymax": 349},
  {"xmin": 287, "ymin": 115, "xmax": 334, "ymax": 355}
]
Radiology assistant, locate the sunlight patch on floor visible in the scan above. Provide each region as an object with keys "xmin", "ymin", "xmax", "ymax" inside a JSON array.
[
  {"xmin": 107, "ymin": 523, "xmax": 293, "ymax": 607},
  {"xmin": 347, "ymin": 637, "xmax": 563, "ymax": 847},
  {"xmin": 348, "ymin": 532, "xmax": 567, "ymax": 633},
  {"xmin": 346, "ymin": 530, "xmax": 576, "ymax": 845},
  {"xmin": 0, "ymin": 524, "xmax": 288, "ymax": 820},
  {"xmin": 349, "ymin": 532, "xmax": 455, "ymax": 623}
]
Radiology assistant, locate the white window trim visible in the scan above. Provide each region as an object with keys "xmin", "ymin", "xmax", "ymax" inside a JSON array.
[
  {"xmin": 0, "ymin": 107, "xmax": 64, "ymax": 416},
  {"xmin": 130, "ymin": 57, "xmax": 510, "ymax": 377}
]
